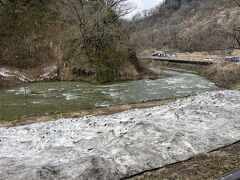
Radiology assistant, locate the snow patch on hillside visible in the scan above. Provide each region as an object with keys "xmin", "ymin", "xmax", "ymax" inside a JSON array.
[
  {"xmin": 0, "ymin": 66, "xmax": 58, "ymax": 84},
  {"xmin": 0, "ymin": 67, "xmax": 32, "ymax": 82}
]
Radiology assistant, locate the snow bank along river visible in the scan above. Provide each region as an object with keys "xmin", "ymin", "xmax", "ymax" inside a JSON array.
[
  {"xmin": 0, "ymin": 70, "xmax": 219, "ymax": 121},
  {"xmin": 0, "ymin": 90, "xmax": 239, "ymax": 180}
]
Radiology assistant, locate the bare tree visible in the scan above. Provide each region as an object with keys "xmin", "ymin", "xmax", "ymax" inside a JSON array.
[
  {"xmin": 230, "ymin": 1, "xmax": 240, "ymax": 47},
  {"xmin": 233, "ymin": 26, "xmax": 240, "ymax": 47},
  {"xmin": 57, "ymin": 0, "xmax": 133, "ymax": 61},
  {"xmin": 0, "ymin": 0, "xmax": 61, "ymax": 68},
  {"xmin": 56, "ymin": 0, "xmax": 143, "ymax": 82}
]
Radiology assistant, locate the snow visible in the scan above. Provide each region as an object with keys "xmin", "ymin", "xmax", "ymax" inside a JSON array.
[
  {"xmin": 39, "ymin": 66, "xmax": 58, "ymax": 80},
  {"xmin": 0, "ymin": 66, "xmax": 57, "ymax": 83},
  {"xmin": 0, "ymin": 90, "xmax": 239, "ymax": 180},
  {"xmin": 0, "ymin": 67, "xmax": 32, "ymax": 82},
  {"xmin": 0, "ymin": 68, "xmax": 13, "ymax": 78}
]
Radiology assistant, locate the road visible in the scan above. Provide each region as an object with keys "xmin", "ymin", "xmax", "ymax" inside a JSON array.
[{"xmin": 148, "ymin": 53, "xmax": 228, "ymax": 64}]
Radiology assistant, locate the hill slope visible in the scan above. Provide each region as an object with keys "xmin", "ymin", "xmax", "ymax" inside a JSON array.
[
  {"xmin": 0, "ymin": 0, "xmax": 146, "ymax": 86},
  {"xmin": 131, "ymin": 0, "xmax": 240, "ymax": 52}
]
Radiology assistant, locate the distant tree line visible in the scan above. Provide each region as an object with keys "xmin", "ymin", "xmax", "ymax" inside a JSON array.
[{"xmin": 131, "ymin": 0, "xmax": 240, "ymax": 52}]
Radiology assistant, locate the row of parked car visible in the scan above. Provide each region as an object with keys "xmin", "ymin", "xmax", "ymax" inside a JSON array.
[
  {"xmin": 152, "ymin": 51, "xmax": 176, "ymax": 58},
  {"xmin": 152, "ymin": 50, "xmax": 240, "ymax": 63},
  {"xmin": 225, "ymin": 56, "xmax": 240, "ymax": 62}
]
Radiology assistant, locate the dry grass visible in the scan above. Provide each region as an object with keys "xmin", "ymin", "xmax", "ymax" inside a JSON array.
[
  {"xmin": 128, "ymin": 141, "xmax": 240, "ymax": 180},
  {"xmin": 0, "ymin": 76, "xmax": 21, "ymax": 87},
  {"xmin": 202, "ymin": 62, "xmax": 240, "ymax": 89}
]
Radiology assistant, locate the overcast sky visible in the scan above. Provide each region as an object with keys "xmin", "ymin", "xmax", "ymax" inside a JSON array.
[
  {"xmin": 129, "ymin": 0, "xmax": 163, "ymax": 11},
  {"xmin": 127, "ymin": 0, "xmax": 164, "ymax": 18}
]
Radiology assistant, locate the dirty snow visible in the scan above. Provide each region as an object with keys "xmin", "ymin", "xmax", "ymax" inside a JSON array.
[
  {"xmin": 0, "ymin": 67, "xmax": 32, "ymax": 82},
  {"xmin": 0, "ymin": 90, "xmax": 240, "ymax": 180},
  {"xmin": 0, "ymin": 68, "xmax": 12, "ymax": 77},
  {"xmin": 39, "ymin": 66, "xmax": 58, "ymax": 80},
  {"xmin": 0, "ymin": 66, "xmax": 57, "ymax": 83}
]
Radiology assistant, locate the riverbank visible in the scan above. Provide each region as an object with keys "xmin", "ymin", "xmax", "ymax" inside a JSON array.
[
  {"xmin": 0, "ymin": 59, "xmax": 239, "ymax": 179},
  {"xmin": 139, "ymin": 49, "xmax": 240, "ymax": 91},
  {"xmin": 200, "ymin": 62, "xmax": 240, "ymax": 90},
  {"xmin": 0, "ymin": 65, "xmax": 158, "ymax": 88},
  {"xmin": 0, "ymin": 70, "xmax": 218, "ymax": 122},
  {"xmin": 0, "ymin": 89, "xmax": 239, "ymax": 179},
  {"xmin": 129, "ymin": 141, "xmax": 240, "ymax": 180},
  {"xmin": 0, "ymin": 98, "xmax": 176, "ymax": 128},
  {"xmin": 140, "ymin": 58, "xmax": 240, "ymax": 91},
  {"xmin": 0, "ymin": 90, "xmax": 239, "ymax": 179},
  {"xmin": 124, "ymin": 57, "xmax": 240, "ymax": 179},
  {"xmin": 0, "ymin": 66, "xmax": 59, "ymax": 87}
]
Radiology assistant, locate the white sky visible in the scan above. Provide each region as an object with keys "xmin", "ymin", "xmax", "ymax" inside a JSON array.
[
  {"xmin": 127, "ymin": 0, "xmax": 164, "ymax": 18},
  {"xmin": 129, "ymin": 0, "xmax": 164, "ymax": 11}
]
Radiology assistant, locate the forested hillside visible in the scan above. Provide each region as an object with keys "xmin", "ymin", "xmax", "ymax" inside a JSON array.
[
  {"xmin": 0, "ymin": 0, "xmax": 146, "ymax": 84},
  {"xmin": 131, "ymin": 0, "xmax": 240, "ymax": 52},
  {"xmin": 0, "ymin": 0, "xmax": 60, "ymax": 68}
]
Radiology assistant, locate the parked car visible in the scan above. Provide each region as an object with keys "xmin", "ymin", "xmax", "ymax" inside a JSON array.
[
  {"xmin": 232, "ymin": 56, "xmax": 240, "ymax": 62},
  {"xmin": 225, "ymin": 56, "xmax": 233, "ymax": 62},
  {"xmin": 166, "ymin": 53, "xmax": 176, "ymax": 58},
  {"xmin": 152, "ymin": 51, "xmax": 166, "ymax": 57},
  {"xmin": 203, "ymin": 57, "xmax": 213, "ymax": 62},
  {"xmin": 225, "ymin": 56, "xmax": 240, "ymax": 62},
  {"xmin": 152, "ymin": 51, "xmax": 176, "ymax": 57}
]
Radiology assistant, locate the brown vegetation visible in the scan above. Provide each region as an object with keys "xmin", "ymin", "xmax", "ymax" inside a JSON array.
[
  {"xmin": 0, "ymin": 76, "xmax": 21, "ymax": 87},
  {"xmin": 129, "ymin": 141, "xmax": 240, "ymax": 180},
  {"xmin": 140, "ymin": 50, "xmax": 240, "ymax": 91},
  {"xmin": 57, "ymin": 0, "xmax": 147, "ymax": 83},
  {"xmin": 0, "ymin": 0, "xmax": 147, "ymax": 85},
  {"xmin": 200, "ymin": 62, "xmax": 240, "ymax": 90},
  {"xmin": 131, "ymin": 0, "xmax": 240, "ymax": 52},
  {"xmin": 0, "ymin": 0, "xmax": 62, "ymax": 69},
  {"xmin": 0, "ymin": 98, "xmax": 176, "ymax": 128}
]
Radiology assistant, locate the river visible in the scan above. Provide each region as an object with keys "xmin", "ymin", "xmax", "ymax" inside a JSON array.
[{"xmin": 0, "ymin": 70, "xmax": 220, "ymax": 121}]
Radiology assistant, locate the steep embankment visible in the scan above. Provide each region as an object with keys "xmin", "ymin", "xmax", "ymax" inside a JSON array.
[
  {"xmin": 0, "ymin": 1, "xmax": 62, "ymax": 86},
  {"xmin": 131, "ymin": 0, "xmax": 240, "ymax": 51},
  {"xmin": 0, "ymin": 1, "xmax": 146, "ymax": 86},
  {"xmin": 0, "ymin": 90, "xmax": 239, "ymax": 179},
  {"xmin": 0, "ymin": 66, "xmax": 58, "ymax": 87}
]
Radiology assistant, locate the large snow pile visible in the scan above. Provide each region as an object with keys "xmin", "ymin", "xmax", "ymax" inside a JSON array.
[{"xmin": 0, "ymin": 90, "xmax": 239, "ymax": 180}]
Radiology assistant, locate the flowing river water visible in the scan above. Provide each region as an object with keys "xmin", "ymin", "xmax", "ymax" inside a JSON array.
[{"xmin": 0, "ymin": 69, "xmax": 220, "ymax": 121}]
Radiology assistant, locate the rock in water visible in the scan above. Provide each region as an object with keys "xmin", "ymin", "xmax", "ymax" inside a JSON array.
[{"xmin": 0, "ymin": 90, "xmax": 240, "ymax": 180}]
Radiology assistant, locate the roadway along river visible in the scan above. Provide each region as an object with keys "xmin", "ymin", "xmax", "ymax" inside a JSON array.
[{"xmin": 0, "ymin": 70, "xmax": 220, "ymax": 121}]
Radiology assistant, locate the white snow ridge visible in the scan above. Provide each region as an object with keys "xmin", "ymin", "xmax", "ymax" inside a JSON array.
[{"xmin": 0, "ymin": 90, "xmax": 239, "ymax": 180}]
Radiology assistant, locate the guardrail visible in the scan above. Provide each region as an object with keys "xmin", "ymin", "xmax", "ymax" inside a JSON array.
[
  {"xmin": 145, "ymin": 55, "xmax": 225, "ymax": 65},
  {"xmin": 150, "ymin": 57, "xmax": 213, "ymax": 65}
]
